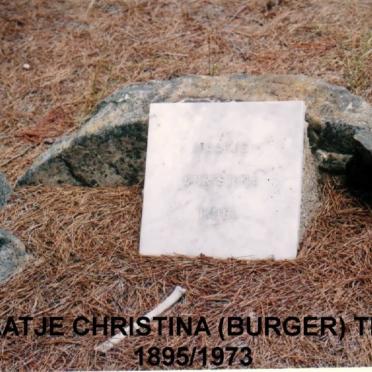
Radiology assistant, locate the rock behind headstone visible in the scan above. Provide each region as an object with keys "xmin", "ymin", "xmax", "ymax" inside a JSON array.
[
  {"xmin": 16, "ymin": 75, "xmax": 372, "ymax": 188},
  {"xmin": 0, "ymin": 172, "xmax": 12, "ymax": 208},
  {"xmin": 15, "ymin": 75, "xmax": 372, "ymax": 237},
  {"xmin": 0, "ymin": 230, "xmax": 30, "ymax": 283}
]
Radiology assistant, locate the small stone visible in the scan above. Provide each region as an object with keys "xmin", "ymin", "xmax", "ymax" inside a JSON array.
[
  {"xmin": 316, "ymin": 150, "xmax": 352, "ymax": 173},
  {"xmin": 0, "ymin": 172, "xmax": 12, "ymax": 208},
  {"xmin": 43, "ymin": 138, "xmax": 55, "ymax": 145},
  {"xmin": 22, "ymin": 63, "xmax": 31, "ymax": 70},
  {"xmin": 0, "ymin": 230, "xmax": 30, "ymax": 283}
]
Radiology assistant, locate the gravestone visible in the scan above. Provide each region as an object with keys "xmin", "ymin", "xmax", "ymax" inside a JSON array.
[{"xmin": 140, "ymin": 101, "xmax": 305, "ymax": 260}]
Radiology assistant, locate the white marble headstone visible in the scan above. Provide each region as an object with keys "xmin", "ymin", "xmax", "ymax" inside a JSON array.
[{"xmin": 140, "ymin": 101, "xmax": 305, "ymax": 260}]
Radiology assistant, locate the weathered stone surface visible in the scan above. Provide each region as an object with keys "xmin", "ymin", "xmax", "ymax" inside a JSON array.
[
  {"xmin": 301, "ymin": 134, "xmax": 320, "ymax": 236},
  {"xmin": 0, "ymin": 172, "xmax": 12, "ymax": 208},
  {"xmin": 17, "ymin": 75, "xmax": 372, "ymax": 189},
  {"xmin": 0, "ymin": 230, "xmax": 29, "ymax": 283}
]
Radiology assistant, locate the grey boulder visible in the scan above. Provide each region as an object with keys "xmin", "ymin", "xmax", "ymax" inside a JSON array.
[
  {"xmin": 14, "ymin": 75, "xmax": 372, "ymax": 235},
  {"xmin": 0, "ymin": 229, "xmax": 30, "ymax": 283},
  {"xmin": 0, "ymin": 172, "xmax": 12, "ymax": 208},
  {"xmin": 16, "ymin": 74, "xmax": 372, "ymax": 188}
]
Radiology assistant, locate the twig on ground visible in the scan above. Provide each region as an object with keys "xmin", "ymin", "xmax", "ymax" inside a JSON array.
[
  {"xmin": 94, "ymin": 286, "xmax": 186, "ymax": 353},
  {"xmin": 86, "ymin": 0, "xmax": 96, "ymax": 15}
]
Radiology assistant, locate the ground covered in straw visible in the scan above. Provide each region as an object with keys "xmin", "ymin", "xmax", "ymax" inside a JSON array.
[
  {"xmin": 0, "ymin": 182, "xmax": 371, "ymax": 369},
  {"xmin": 0, "ymin": 0, "xmax": 371, "ymax": 370}
]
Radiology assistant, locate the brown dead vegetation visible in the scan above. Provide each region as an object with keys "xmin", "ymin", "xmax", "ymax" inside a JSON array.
[
  {"xmin": 0, "ymin": 0, "xmax": 371, "ymax": 369},
  {"xmin": 1, "ymin": 0, "xmax": 371, "ymax": 180},
  {"xmin": 0, "ymin": 181, "xmax": 371, "ymax": 370},
  {"xmin": 15, "ymin": 106, "xmax": 74, "ymax": 144}
]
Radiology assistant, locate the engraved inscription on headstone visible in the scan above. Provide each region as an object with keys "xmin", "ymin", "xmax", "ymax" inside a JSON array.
[{"xmin": 140, "ymin": 101, "xmax": 305, "ymax": 260}]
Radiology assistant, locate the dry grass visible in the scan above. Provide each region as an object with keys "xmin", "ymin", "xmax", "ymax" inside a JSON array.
[
  {"xmin": 0, "ymin": 181, "xmax": 371, "ymax": 370},
  {"xmin": 1, "ymin": 0, "xmax": 372, "ymax": 181},
  {"xmin": 0, "ymin": 0, "xmax": 372, "ymax": 369}
]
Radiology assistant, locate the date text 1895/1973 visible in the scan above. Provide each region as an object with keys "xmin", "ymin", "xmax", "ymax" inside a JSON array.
[{"xmin": 135, "ymin": 346, "xmax": 252, "ymax": 367}]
